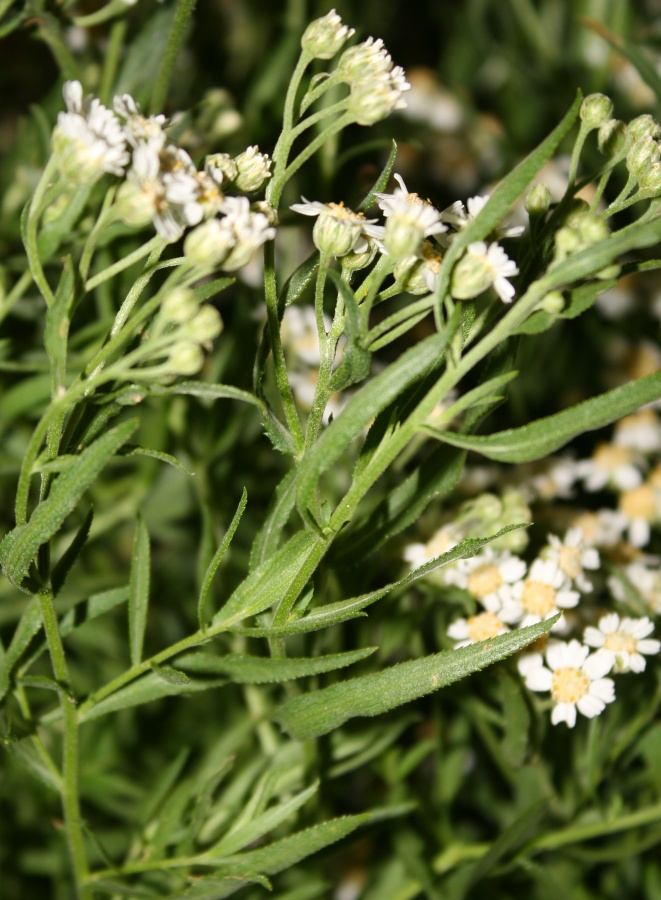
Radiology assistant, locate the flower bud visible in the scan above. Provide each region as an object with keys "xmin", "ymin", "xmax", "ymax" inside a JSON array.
[
  {"xmin": 167, "ymin": 341, "xmax": 204, "ymax": 376},
  {"xmin": 342, "ymin": 240, "xmax": 379, "ymax": 273},
  {"xmin": 637, "ymin": 161, "xmax": 661, "ymax": 195},
  {"xmin": 233, "ymin": 146, "xmax": 271, "ymax": 192},
  {"xmin": 115, "ymin": 180, "xmax": 155, "ymax": 227},
  {"xmin": 393, "ymin": 255, "xmax": 430, "ymax": 295},
  {"xmin": 184, "ymin": 218, "xmax": 235, "ymax": 266},
  {"xmin": 525, "ymin": 183, "xmax": 551, "ymax": 218},
  {"xmin": 312, "ymin": 208, "xmax": 365, "ymax": 257},
  {"xmin": 627, "ymin": 136, "xmax": 660, "ymax": 178},
  {"xmin": 251, "ymin": 200, "xmax": 279, "ymax": 226},
  {"xmin": 538, "ymin": 291, "xmax": 565, "ymax": 314},
  {"xmin": 301, "ymin": 8, "xmax": 355, "ymax": 60},
  {"xmin": 205, "ymin": 153, "xmax": 238, "ymax": 185},
  {"xmin": 338, "ymin": 39, "xmax": 389, "ymax": 83},
  {"xmin": 349, "ymin": 80, "xmax": 403, "ymax": 126},
  {"xmin": 451, "ymin": 250, "xmax": 495, "ymax": 300},
  {"xmin": 597, "ymin": 119, "xmax": 630, "ymax": 157},
  {"xmin": 580, "ymin": 93, "xmax": 613, "ymax": 129},
  {"xmin": 184, "ymin": 305, "xmax": 224, "ymax": 343},
  {"xmin": 628, "ymin": 114, "xmax": 661, "ymax": 143},
  {"xmin": 160, "ymin": 288, "xmax": 199, "ymax": 324}
]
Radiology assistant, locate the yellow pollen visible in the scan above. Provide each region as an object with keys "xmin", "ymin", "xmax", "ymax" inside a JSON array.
[
  {"xmin": 558, "ymin": 545, "xmax": 582, "ymax": 579},
  {"xmin": 521, "ymin": 580, "xmax": 556, "ymax": 616},
  {"xmin": 466, "ymin": 612, "xmax": 505, "ymax": 642},
  {"xmin": 328, "ymin": 202, "xmax": 363, "ymax": 221},
  {"xmin": 593, "ymin": 442, "xmax": 633, "ymax": 470},
  {"xmin": 551, "ymin": 667, "xmax": 589, "ymax": 704},
  {"xmin": 618, "ymin": 484, "xmax": 657, "ymax": 522},
  {"xmin": 467, "ymin": 564, "xmax": 503, "ymax": 598},
  {"xmin": 603, "ymin": 632, "xmax": 636, "ymax": 654}
]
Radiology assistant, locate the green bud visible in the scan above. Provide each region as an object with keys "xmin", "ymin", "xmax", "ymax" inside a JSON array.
[
  {"xmin": 312, "ymin": 207, "xmax": 365, "ymax": 257},
  {"xmin": 342, "ymin": 240, "xmax": 379, "ymax": 273},
  {"xmin": 349, "ymin": 80, "xmax": 401, "ymax": 126},
  {"xmin": 597, "ymin": 119, "xmax": 630, "ymax": 158},
  {"xmin": 628, "ymin": 114, "xmax": 661, "ymax": 143},
  {"xmin": 637, "ymin": 161, "xmax": 661, "ymax": 195},
  {"xmin": 115, "ymin": 180, "xmax": 154, "ymax": 227},
  {"xmin": 393, "ymin": 255, "xmax": 429, "ymax": 295},
  {"xmin": 301, "ymin": 9, "xmax": 355, "ymax": 60},
  {"xmin": 627, "ymin": 136, "xmax": 660, "ymax": 178},
  {"xmin": 525, "ymin": 183, "xmax": 551, "ymax": 217},
  {"xmin": 538, "ymin": 291, "xmax": 565, "ymax": 314},
  {"xmin": 185, "ymin": 305, "xmax": 224, "ymax": 343},
  {"xmin": 167, "ymin": 341, "xmax": 204, "ymax": 376},
  {"xmin": 160, "ymin": 288, "xmax": 199, "ymax": 324},
  {"xmin": 233, "ymin": 146, "xmax": 271, "ymax": 193},
  {"xmin": 580, "ymin": 93, "xmax": 614, "ymax": 129},
  {"xmin": 205, "ymin": 153, "xmax": 238, "ymax": 185},
  {"xmin": 184, "ymin": 219, "xmax": 235, "ymax": 266}
]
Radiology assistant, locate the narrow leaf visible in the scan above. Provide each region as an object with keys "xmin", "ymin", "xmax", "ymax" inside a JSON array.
[
  {"xmin": 124, "ymin": 448, "xmax": 193, "ymax": 476},
  {"xmin": 192, "ymin": 277, "xmax": 235, "ymax": 302},
  {"xmin": 79, "ymin": 673, "xmax": 226, "ymax": 723},
  {"xmin": 281, "ymin": 252, "xmax": 319, "ymax": 308},
  {"xmin": 151, "ymin": 666, "xmax": 191, "ymax": 686},
  {"xmin": 276, "ymin": 616, "xmax": 558, "ymax": 740},
  {"xmin": 198, "ymin": 488, "xmax": 247, "ymax": 627},
  {"xmin": 0, "ymin": 597, "xmax": 42, "ymax": 703},
  {"xmin": 0, "ymin": 419, "xmax": 139, "ymax": 587},
  {"xmin": 51, "ymin": 507, "xmax": 94, "ymax": 596},
  {"xmin": 176, "ymin": 647, "xmax": 376, "ymax": 684},
  {"xmin": 249, "ymin": 468, "xmax": 297, "ymax": 572},
  {"xmin": 160, "ymin": 381, "xmax": 265, "ymax": 412},
  {"xmin": 129, "ymin": 515, "xmax": 150, "ymax": 667},
  {"xmin": 2, "ymin": 736, "xmax": 61, "ymax": 793},
  {"xmin": 358, "ymin": 140, "xmax": 397, "ymax": 212},
  {"xmin": 431, "ymin": 370, "xmax": 661, "ymax": 462}
]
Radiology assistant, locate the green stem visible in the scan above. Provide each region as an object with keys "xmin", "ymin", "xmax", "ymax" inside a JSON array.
[
  {"xmin": 38, "ymin": 590, "xmax": 90, "ymax": 899},
  {"xmin": 269, "ymin": 51, "xmax": 313, "ymax": 172},
  {"xmin": 149, "ymin": 0, "xmax": 197, "ymax": 114},
  {"xmin": 109, "ymin": 246, "xmax": 171, "ymax": 339},
  {"xmin": 281, "ymin": 113, "xmax": 353, "ymax": 190},
  {"xmin": 366, "ymin": 294, "xmax": 434, "ymax": 344},
  {"xmin": 299, "ymin": 70, "xmax": 344, "ymax": 116},
  {"xmin": 567, "ymin": 122, "xmax": 591, "ymax": 186},
  {"xmin": 304, "ymin": 256, "xmax": 342, "ymax": 449},
  {"xmin": 288, "ymin": 98, "xmax": 350, "ymax": 143},
  {"xmin": 79, "ymin": 192, "xmax": 118, "ymax": 284},
  {"xmin": 529, "ymin": 803, "xmax": 661, "ymax": 851},
  {"xmin": 85, "ymin": 236, "xmax": 165, "ymax": 292},
  {"xmin": 25, "ymin": 155, "xmax": 59, "ymax": 308},
  {"xmin": 99, "ymin": 18, "xmax": 127, "ymax": 105},
  {"xmin": 14, "ymin": 684, "xmax": 63, "ymax": 792}
]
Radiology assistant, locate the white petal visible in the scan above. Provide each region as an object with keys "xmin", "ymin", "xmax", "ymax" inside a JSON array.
[
  {"xmin": 583, "ymin": 649, "xmax": 615, "ymax": 679},
  {"xmin": 583, "ymin": 626, "xmax": 605, "ymax": 648},
  {"xmin": 637, "ymin": 639, "xmax": 661, "ymax": 656},
  {"xmin": 588, "ymin": 678, "xmax": 615, "ymax": 703},
  {"xmin": 517, "ymin": 652, "xmax": 543, "ymax": 676},
  {"xmin": 447, "ymin": 619, "xmax": 470, "ymax": 640},
  {"xmin": 524, "ymin": 667, "xmax": 554, "ymax": 692},
  {"xmin": 551, "ymin": 703, "xmax": 577, "ymax": 727},
  {"xmin": 576, "ymin": 694, "xmax": 605, "ymax": 719},
  {"xmin": 629, "ymin": 653, "xmax": 647, "ymax": 673}
]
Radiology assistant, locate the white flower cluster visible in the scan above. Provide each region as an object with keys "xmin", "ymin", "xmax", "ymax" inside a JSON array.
[
  {"xmin": 337, "ymin": 36, "xmax": 411, "ymax": 126},
  {"xmin": 52, "ymin": 82, "xmax": 275, "ymax": 267},
  {"xmin": 291, "ymin": 174, "xmax": 522, "ymax": 303},
  {"xmin": 403, "ymin": 403, "xmax": 661, "ymax": 729}
]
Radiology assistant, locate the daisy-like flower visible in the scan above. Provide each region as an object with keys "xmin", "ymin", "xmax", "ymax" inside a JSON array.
[
  {"xmin": 113, "ymin": 93, "xmax": 168, "ymax": 148},
  {"xmin": 53, "ymin": 80, "xmax": 129, "ymax": 184},
  {"xmin": 542, "ymin": 528, "xmax": 600, "ymax": 592},
  {"xmin": 233, "ymin": 145, "xmax": 271, "ymax": 193},
  {"xmin": 444, "ymin": 548, "xmax": 526, "ymax": 612},
  {"xmin": 571, "ymin": 509, "xmax": 627, "ymax": 549},
  {"xmin": 584, "ymin": 613, "xmax": 660, "ymax": 673},
  {"xmin": 527, "ymin": 456, "xmax": 579, "ymax": 501},
  {"xmin": 574, "ymin": 442, "xmax": 644, "ymax": 492},
  {"xmin": 373, "ymin": 174, "xmax": 446, "ymax": 257},
  {"xmin": 519, "ymin": 640, "xmax": 615, "ymax": 727},
  {"xmin": 617, "ymin": 480, "xmax": 661, "ymax": 547},
  {"xmin": 505, "ymin": 558, "xmax": 580, "ymax": 629},
  {"xmin": 440, "ymin": 195, "xmax": 524, "ymax": 240},
  {"xmin": 447, "ymin": 608, "xmax": 513, "ymax": 648},
  {"xmin": 610, "ymin": 560, "xmax": 661, "ymax": 616},
  {"xmin": 218, "ymin": 196, "xmax": 276, "ymax": 270},
  {"xmin": 291, "ymin": 198, "xmax": 379, "ymax": 257},
  {"xmin": 340, "ymin": 41, "xmax": 410, "ymax": 125},
  {"xmin": 403, "ymin": 523, "xmax": 464, "ymax": 571},
  {"xmin": 117, "ymin": 142, "xmax": 186, "ymax": 241},
  {"xmin": 451, "ymin": 241, "xmax": 519, "ymax": 304}
]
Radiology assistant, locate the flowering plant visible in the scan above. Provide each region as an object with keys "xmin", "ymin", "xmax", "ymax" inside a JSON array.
[{"xmin": 1, "ymin": 2, "xmax": 661, "ymax": 897}]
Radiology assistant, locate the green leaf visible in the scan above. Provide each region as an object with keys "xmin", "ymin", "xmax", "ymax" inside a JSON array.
[
  {"xmin": 114, "ymin": 3, "xmax": 178, "ymax": 103},
  {"xmin": 276, "ymin": 616, "xmax": 558, "ymax": 741},
  {"xmin": 430, "ymin": 370, "xmax": 661, "ymax": 462},
  {"xmin": 513, "ymin": 278, "xmax": 617, "ymax": 336},
  {"xmin": 59, "ymin": 586, "xmax": 129, "ymax": 639},
  {"xmin": 124, "ymin": 447, "xmax": 193, "ymax": 476},
  {"xmin": 233, "ymin": 526, "xmax": 526, "ymax": 638},
  {"xmin": 0, "ymin": 598, "xmax": 42, "ymax": 703},
  {"xmin": 176, "ymin": 647, "xmax": 376, "ymax": 683},
  {"xmin": 192, "ymin": 277, "xmax": 235, "ymax": 303},
  {"xmin": 249, "ymin": 469, "xmax": 297, "ymax": 572},
  {"xmin": 198, "ymin": 488, "xmax": 247, "ymax": 627},
  {"xmin": 160, "ymin": 381, "xmax": 265, "ymax": 412},
  {"xmin": 433, "ymin": 91, "xmax": 582, "ymax": 319},
  {"xmin": 79, "ymin": 673, "xmax": 226, "ymax": 723},
  {"xmin": 44, "ymin": 256, "xmax": 75, "ymax": 391},
  {"xmin": 500, "ymin": 669, "xmax": 531, "ymax": 768},
  {"xmin": 358, "ymin": 140, "xmax": 397, "ymax": 212},
  {"xmin": 151, "ymin": 666, "xmax": 191, "ymax": 686},
  {"xmin": 327, "ymin": 270, "xmax": 371, "ymax": 392},
  {"xmin": 128, "ymin": 515, "xmax": 150, "ymax": 667},
  {"xmin": 212, "ymin": 531, "xmax": 320, "ymax": 628},
  {"xmin": 2, "ymin": 735, "xmax": 61, "ymax": 793},
  {"xmin": 296, "ymin": 328, "xmax": 457, "ymax": 523},
  {"xmin": 51, "ymin": 507, "xmax": 94, "ymax": 596},
  {"xmin": 0, "ymin": 419, "xmax": 139, "ymax": 588},
  {"xmin": 281, "ymin": 253, "xmax": 319, "ymax": 309},
  {"xmin": 38, "ymin": 187, "xmax": 91, "ymax": 261}
]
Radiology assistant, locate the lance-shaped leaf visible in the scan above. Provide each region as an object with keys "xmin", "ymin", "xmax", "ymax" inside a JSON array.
[
  {"xmin": 129, "ymin": 515, "xmax": 151, "ymax": 667},
  {"xmin": 0, "ymin": 598, "xmax": 42, "ymax": 703},
  {"xmin": 276, "ymin": 616, "xmax": 558, "ymax": 741},
  {"xmin": 433, "ymin": 92, "xmax": 582, "ymax": 319},
  {"xmin": 198, "ymin": 488, "xmax": 247, "ymax": 627},
  {"xmin": 176, "ymin": 647, "xmax": 376, "ymax": 684},
  {"xmin": 0, "ymin": 419, "xmax": 138, "ymax": 587},
  {"xmin": 429, "ymin": 371, "xmax": 661, "ymax": 462},
  {"xmin": 159, "ymin": 381, "xmax": 266, "ymax": 412},
  {"xmin": 249, "ymin": 469, "xmax": 297, "ymax": 572}
]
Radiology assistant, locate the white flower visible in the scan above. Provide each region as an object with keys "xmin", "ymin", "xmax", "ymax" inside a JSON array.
[
  {"xmin": 610, "ymin": 560, "xmax": 661, "ymax": 615},
  {"xmin": 291, "ymin": 198, "xmax": 377, "ymax": 257},
  {"xmin": 440, "ymin": 195, "xmax": 524, "ymax": 240},
  {"xmin": 53, "ymin": 81, "xmax": 129, "ymax": 183},
  {"xmin": 584, "ymin": 613, "xmax": 660, "ymax": 673},
  {"xmin": 217, "ymin": 196, "xmax": 276, "ymax": 270},
  {"xmin": 373, "ymin": 174, "xmax": 445, "ymax": 257},
  {"xmin": 520, "ymin": 640, "xmax": 615, "ymax": 727},
  {"xmin": 617, "ymin": 481, "xmax": 661, "ymax": 548},
  {"xmin": 614, "ymin": 408, "xmax": 661, "ymax": 453},
  {"xmin": 444, "ymin": 548, "xmax": 526, "ymax": 612},
  {"xmin": 451, "ymin": 241, "xmax": 519, "ymax": 304},
  {"xmin": 113, "ymin": 92, "xmax": 168, "ymax": 148},
  {"xmin": 528, "ymin": 456, "xmax": 579, "ymax": 500},
  {"xmin": 505, "ymin": 558, "xmax": 580, "ymax": 629},
  {"xmin": 542, "ymin": 528, "xmax": 600, "ymax": 592},
  {"xmin": 447, "ymin": 609, "xmax": 510, "ymax": 648},
  {"xmin": 574, "ymin": 442, "xmax": 644, "ymax": 492},
  {"xmin": 571, "ymin": 509, "xmax": 628, "ymax": 549}
]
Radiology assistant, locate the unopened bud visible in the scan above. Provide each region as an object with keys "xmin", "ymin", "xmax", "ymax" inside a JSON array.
[
  {"xmin": 580, "ymin": 93, "xmax": 613, "ymax": 129},
  {"xmin": 393, "ymin": 255, "xmax": 429, "ymax": 294},
  {"xmin": 342, "ymin": 239, "xmax": 379, "ymax": 273},
  {"xmin": 251, "ymin": 200, "xmax": 279, "ymax": 226},
  {"xmin": 637, "ymin": 161, "xmax": 661, "ymax": 195},
  {"xmin": 628, "ymin": 114, "xmax": 661, "ymax": 143},
  {"xmin": 627, "ymin": 136, "xmax": 660, "ymax": 178},
  {"xmin": 349, "ymin": 80, "xmax": 402, "ymax": 126},
  {"xmin": 598, "ymin": 119, "xmax": 630, "ymax": 157},
  {"xmin": 161, "ymin": 287, "xmax": 199, "ymax": 324},
  {"xmin": 525, "ymin": 183, "xmax": 551, "ymax": 217},
  {"xmin": 167, "ymin": 341, "xmax": 204, "ymax": 375},
  {"xmin": 538, "ymin": 291, "xmax": 565, "ymax": 314},
  {"xmin": 233, "ymin": 146, "xmax": 271, "ymax": 192},
  {"xmin": 184, "ymin": 305, "xmax": 223, "ymax": 343},
  {"xmin": 115, "ymin": 180, "xmax": 154, "ymax": 227},
  {"xmin": 301, "ymin": 8, "xmax": 355, "ymax": 60},
  {"xmin": 205, "ymin": 153, "xmax": 238, "ymax": 185},
  {"xmin": 184, "ymin": 218, "xmax": 235, "ymax": 266}
]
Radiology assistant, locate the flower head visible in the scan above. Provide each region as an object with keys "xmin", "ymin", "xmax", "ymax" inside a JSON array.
[
  {"xmin": 575, "ymin": 442, "xmax": 644, "ymax": 493},
  {"xmin": 451, "ymin": 241, "xmax": 518, "ymax": 303},
  {"xmin": 584, "ymin": 613, "xmax": 660, "ymax": 673},
  {"xmin": 301, "ymin": 9, "xmax": 355, "ymax": 60},
  {"xmin": 374, "ymin": 174, "xmax": 445, "ymax": 257},
  {"xmin": 444, "ymin": 548, "xmax": 526, "ymax": 612},
  {"xmin": 447, "ymin": 609, "xmax": 510, "ymax": 648},
  {"xmin": 505, "ymin": 558, "xmax": 580, "ymax": 629},
  {"xmin": 291, "ymin": 198, "xmax": 378, "ymax": 257},
  {"xmin": 519, "ymin": 640, "xmax": 615, "ymax": 727},
  {"xmin": 113, "ymin": 92, "xmax": 168, "ymax": 148},
  {"xmin": 542, "ymin": 528, "xmax": 600, "ymax": 593}
]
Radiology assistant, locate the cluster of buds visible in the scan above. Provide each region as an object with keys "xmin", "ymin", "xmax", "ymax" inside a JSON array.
[
  {"xmin": 301, "ymin": 8, "xmax": 355, "ymax": 60},
  {"xmin": 53, "ymin": 82, "xmax": 274, "ymax": 268},
  {"xmin": 144, "ymin": 286, "xmax": 224, "ymax": 377},
  {"xmin": 337, "ymin": 36, "xmax": 411, "ymax": 125},
  {"xmin": 553, "ymin": 203, "xmax": 619, "ymax": 279}
]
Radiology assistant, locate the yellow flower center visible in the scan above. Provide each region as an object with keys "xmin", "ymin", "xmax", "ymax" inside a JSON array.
[
  {"xmin": 603, "ymin": 632, "xmax": 636, "ymax": 654},
  {"xmin": 521, "ymin": 580, "xmax": 556, "ymax": 617},
  {"xmin": 558, "ymin": 545, "xmax": 582, "ymax": 579},
  {"xmin": 593, "ymin": 442, "xmax": 632, "ymax": 471},
  {"xmin": 467, "ymin": 564, "xmax": 503, "ymax": 598},
  {"xmin": 328, "ymin": 202, "xmax": 364, "ymax": 222},
  {"xmin": 572, "ymin": 513, "xmax": 599, "ymax": 543},
  {"xmin": 551, "ymin": 667, "xmax": 589, "ymax": 704},
  {"xmin": 618, "ymin": 484, "xmax": 657, "ymax": 522},
  {"xmin": 466, "ymin": 612, "xmax": 505, "ymax": 643}
]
